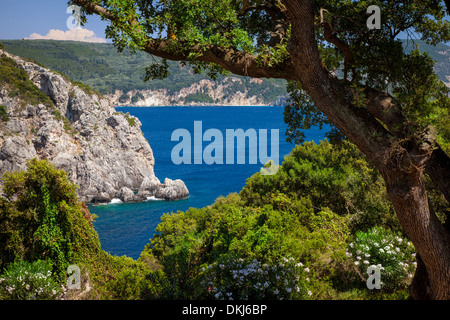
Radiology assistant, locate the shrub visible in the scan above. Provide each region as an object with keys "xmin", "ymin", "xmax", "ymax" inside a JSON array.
[
  {"xmin": 0, "ymin": 55, "xmax": 53, "ymax": 107},
  {"xmin": 145, "ymin": 193, "xmax": 351, "ymax": 299},
  {"xmin": 346, "ymin": 226, "xmax": 416, "ymax": 292},
  {"xmin": 0, "ymin": 105, "xmax": 8, "ymax": 122},
  {"xmin": 199, "ymin": 255, "xmax": 311, "ymax": 300},
  {"xmin": 127, "ymin": 117, "xmax": 136, "ymax": 127},
  {"xmin": 240, "ymin": 140, "xmax": 399, "ymax": 232},
  {"xmin": 0, "ymin": 159, "xmax": 102, "ymax": 281},
  {"xmin": 0, "ymin": 259, "xmax": 61, "ymax": 300},
  {"xmin": 118, "ymin": 93, "xmax": 129, "ymax": 103}
]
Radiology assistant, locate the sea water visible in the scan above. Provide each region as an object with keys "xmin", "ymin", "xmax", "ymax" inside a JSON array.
[{"xmin": 89, "ymin": 106, "xmax": 327, "ymax": 259}]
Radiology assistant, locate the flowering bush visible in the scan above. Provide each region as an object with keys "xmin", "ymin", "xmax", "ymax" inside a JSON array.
[
  {"xmin": 199, "ymin": 255, "xmax": 312, "ymax": 300},
  {"xmin": 346, "ymin": 226, "xmax": 416, "ymax": 291},
  {"xmin": 0, "ymin": 260, "xmax": 62, "ymax": 300}
]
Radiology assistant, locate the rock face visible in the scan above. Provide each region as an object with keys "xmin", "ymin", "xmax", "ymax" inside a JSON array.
[
  {"xmin": 107, "ymin": 77, "xmax": 289, "ymax": 107},
  {"xmin": 0, "ymin": 49, "xmax": 188, "ymax": 203}
]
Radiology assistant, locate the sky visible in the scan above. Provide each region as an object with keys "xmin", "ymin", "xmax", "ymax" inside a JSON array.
[{"xmin": 0, "ymin": 0, "xmax": 110, "ymax": 42}]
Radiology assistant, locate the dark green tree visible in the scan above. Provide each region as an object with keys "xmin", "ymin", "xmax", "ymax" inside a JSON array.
[{"xmin": 70, "ymin": 0, "xmax": 450, "ymax": 299}]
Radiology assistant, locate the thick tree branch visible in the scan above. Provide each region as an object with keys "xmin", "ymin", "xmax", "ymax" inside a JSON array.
[
  {"xmin": 71, "ymin": 0, "xmax": 296, "ymax": 80},
  {"xmin": 364, "ymin": 86, "xmax": 450, "ymax": 204},
  {"xmin": 283, "ymin": 0, "xmax": 395, "ymax": 167}
]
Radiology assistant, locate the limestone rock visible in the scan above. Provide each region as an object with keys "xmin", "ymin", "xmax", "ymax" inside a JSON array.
[
  {"xmin": 154, "ymin": 178, "xmax": 189, "ymax": 201},
  {"xmin": 0, "ymin": 48, "xmax": 189, "ymax": 204}
]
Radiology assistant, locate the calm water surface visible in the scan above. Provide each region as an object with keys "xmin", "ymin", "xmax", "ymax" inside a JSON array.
[{"xmin": 89, "ymin": 106, "xmax": 327, "ymax": 259}]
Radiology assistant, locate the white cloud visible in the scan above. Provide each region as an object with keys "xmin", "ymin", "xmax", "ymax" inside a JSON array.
[{"xmin": 25, "ymin": 28, "xmax": 106, "ymax": 43}]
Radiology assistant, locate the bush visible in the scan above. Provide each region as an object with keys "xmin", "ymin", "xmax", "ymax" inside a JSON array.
[
  {"xmin": 0, "ymin": 159, "xmax": 157, "ymax": 300},
  {"xmin": 127, "ymin": 117, "xmax": 136, "ymax": 127},
  {"xmin": 144, "ymin": 193, "xmax": 351, "ymax": 299},
  {"xmin": 0, "ymin": 260, "xmax": 61, "ymax": 300},
  {"xmin": 240, "ymin": 140, "xmax": 399, "ymax": 232},
  {"xmin": 346, "ymin": 226, "xmax": 416, "ymax": 292},
  {"xmin": 0, "ymin": 159, "xmax": 102, "ymax": 281},
  {"xmin": 0, "ymin": 55, "xmax": 53, "ymax": 107},
  {"xmin": 199, "ymin": 255, "xmax": 311, "ymax": 300},
  {"xmin": 0, "ymin": 105, "xmax": 8, "ymax": 122}
]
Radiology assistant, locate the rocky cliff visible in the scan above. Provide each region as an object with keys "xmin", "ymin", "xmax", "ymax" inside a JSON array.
[
  {"xmin": 108, "ymin": 77, "xmax": 289, "ymax": 107},
  {"xmin": 0, "ymin": 49, "xmax": 188, "ymax": 204}
]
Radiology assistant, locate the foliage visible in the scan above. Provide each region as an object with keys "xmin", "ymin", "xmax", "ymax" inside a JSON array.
[
  {"xmin": 199, "ymin": 255, "xmax": 311, "ymax": 300},
  {"xmin": 0, "ymin": 259, "xmax": 62, "ymax": 300},
  {"xmin": 119, "ymin": 93, "xmax": 130, "ymax": 103},
  {"xmin": 0, "ymin": 159, "xmax": 101, "ymax": 281},
  {"xmin": 183, "ymin": 92, "xmax": 215, "ymax": 104},
  {"xmin": 0, "ymin": 105, "xmax": 8, "ymax": 122},
  {"xmin": 241, "ymin": 140, "xmax": 398, "ymax": 232},
  {"xmin": 0, "ymin": 159, "xmax": 164, "ymax": 300},
  {"xmin": 127, "ymin": 117, "xmax": 136, "ymax": 127},
  {"xmin": 137, "ymin": 140, "xmax": 431, "ymax": 299},
  {"xmin": 131, "ymin": 91, "xmax": 145, "ymax": 103},
  {"xmin": 346, "ymin": 226, "xmax": 416, "ymax": 292}
]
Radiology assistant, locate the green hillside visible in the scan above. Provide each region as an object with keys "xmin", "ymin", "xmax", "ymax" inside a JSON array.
[{"xmin": 0, "ymin": 40, "xmax": 288, "ymax": 103}]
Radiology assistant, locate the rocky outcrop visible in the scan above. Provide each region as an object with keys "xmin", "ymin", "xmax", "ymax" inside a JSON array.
[
  {"xmin": 154, "ymin": 178, "xmax": 190, "ymax": 201},
  {"xmin": 0, "ymin": 49, "xmax": 188, "ymax": 203}
]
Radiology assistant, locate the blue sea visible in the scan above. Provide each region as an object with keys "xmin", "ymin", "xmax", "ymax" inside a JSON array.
[{"xmin": 89, "ymin": 106, "xmax": 327, "ymax": 259}]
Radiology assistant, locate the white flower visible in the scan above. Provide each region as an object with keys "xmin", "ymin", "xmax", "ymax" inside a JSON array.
[
  {"xmin": 349, "ymin": 243, "xmax": 354, "ymax": 248},
  {"xmin": 307, "ymin": 291, "xmax": 312, "ymax": 296},
  {"xmin": 274, "ymin": 289, "xmax": 279, "ymax": 295},
  {"xmin": 304, "ymin": 267, "xmax": 310, "ymax": 273},
  {"xmin": 354, "ymin": 261, "xmax": 360, "ymax": 266},
  {"xmin": 286, "ymin": 288, "xmax": 292, "ymax": 293},
  {"xmin": 363, "ymin": 260, "xmax": 369, "ymax": 264},
  {"xmin": 356, "ymin": 256, "xmax": 361, "ymax": 260}
]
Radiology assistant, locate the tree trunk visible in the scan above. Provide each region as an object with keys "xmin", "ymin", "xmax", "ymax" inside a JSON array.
[
  {"xmin": 381, "ymin": 165, "xmax": 450, "ymax": 299},
  {"xmin": 410, "ymin": 254, "xmax": 431, "ymax": 299}
]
